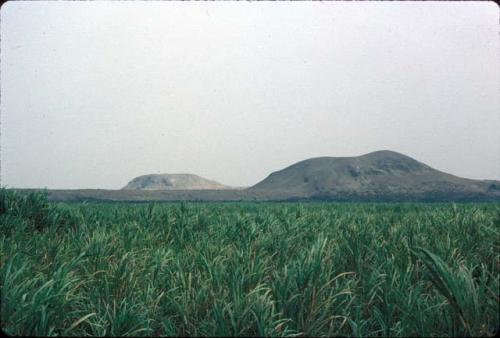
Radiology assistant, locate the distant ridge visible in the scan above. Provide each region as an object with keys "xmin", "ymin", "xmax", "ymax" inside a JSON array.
[
  {"xmin": 247, "ymin": 150, "xmax": 500, "ymax": 200},
  {"xmin": 29, "ymin": 150, "xmax": 500, "ymax": 202},
  {"xmin": 122, "ymin": 173, "xmax": 231, "ymax": 190}
]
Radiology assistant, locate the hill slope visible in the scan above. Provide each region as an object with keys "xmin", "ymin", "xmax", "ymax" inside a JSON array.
[
  {"xmin": 248, "ymin": 150, "xmax": 500, "ymax": 200},
  {"xmin": 122, "ymin": 174, "xmax": 231, "ymax": 190}
]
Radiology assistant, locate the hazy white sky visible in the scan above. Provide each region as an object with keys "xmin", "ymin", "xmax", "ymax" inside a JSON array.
[{"xmin": 1, "ymin": 1, "xmax": 499, "ymax": 189}]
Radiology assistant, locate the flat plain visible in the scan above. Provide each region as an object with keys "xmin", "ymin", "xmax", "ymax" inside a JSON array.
[{"xmin": 1, "ymin": 189, "xmax": 499, "ymax": 336}]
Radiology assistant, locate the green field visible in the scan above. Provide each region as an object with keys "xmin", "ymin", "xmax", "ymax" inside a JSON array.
[{"xmin": 1, "ymin": 189, "xmax": 499, "ymax": 337}]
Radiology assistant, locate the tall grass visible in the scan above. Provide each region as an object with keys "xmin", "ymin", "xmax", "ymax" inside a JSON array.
[{"xmin": 1, "ymin": 189, "xmax": 499, "ymax": 336}]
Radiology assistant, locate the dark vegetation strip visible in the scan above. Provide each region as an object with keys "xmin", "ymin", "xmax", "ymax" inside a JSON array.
[{"xmin": 9, "ymin": 188, "xmax": 500, "ymax": 203}]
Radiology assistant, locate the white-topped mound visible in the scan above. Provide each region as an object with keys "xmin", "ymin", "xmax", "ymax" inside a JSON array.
[{"xmin": 122, "ymin": 174, "xmax": 231, "ymax": 190}]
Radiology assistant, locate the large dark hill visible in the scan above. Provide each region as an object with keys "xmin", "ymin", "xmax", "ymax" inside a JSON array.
[{"xmin": 248, "ymin": 150, "xmax": 500, "ymax": 201}]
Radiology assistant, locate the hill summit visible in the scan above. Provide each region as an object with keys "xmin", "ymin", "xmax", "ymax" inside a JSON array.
[
  {"xmin": 248, "ymin": 150, "xmax": 500, "ymax": 200},
  {"xmin": 122, "ymin": 174, "xmax": 231, "ymax": 191}
]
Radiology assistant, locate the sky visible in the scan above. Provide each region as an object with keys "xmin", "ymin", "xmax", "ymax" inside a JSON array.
[{"xmin": 1, "ymin": 1, "xmax": 499, "ymax": 189}]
